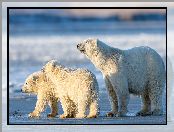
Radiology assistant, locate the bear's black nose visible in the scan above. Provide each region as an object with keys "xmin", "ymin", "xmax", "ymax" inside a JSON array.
[{"xmin": 77, "ymin": 44, "xmax": 79, "ymax": 49}]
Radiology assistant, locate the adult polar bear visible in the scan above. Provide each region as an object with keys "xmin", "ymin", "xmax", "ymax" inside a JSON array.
[{"xmin": 77, "ymin": 38, "xmax": 165, "ymax": 117}]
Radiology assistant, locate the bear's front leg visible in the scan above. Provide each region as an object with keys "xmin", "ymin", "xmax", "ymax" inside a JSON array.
[
  {"xmin": 109, "ymin": 73, "xmax": 129, "ymax": 117},
  {"xmin": 117, "ymin": 94, "xmax": 129, "ymax": 117},
  {"xmin": 29, "ymin": 98, "xmax": 47, "ymax": 118},
  {"xmin": 104, "ymin": 76, "xmax": 119, "ymax": 117},
  {"xmin": 47, "ymin": 99, "xmax": 58, "ymax": 118}
]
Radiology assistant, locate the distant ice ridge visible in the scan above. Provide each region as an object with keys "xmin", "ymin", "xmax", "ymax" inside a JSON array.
[{"xmin": 9, "ymin": 34, "xmax": 166, "ymax": 65}]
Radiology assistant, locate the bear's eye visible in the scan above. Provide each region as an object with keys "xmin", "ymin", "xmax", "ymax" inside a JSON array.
[
  {"xmin": 86, "ymin": 40, "xmax": 90, "ymax": 43},
  {"xmin": 25, "ymin": 82, "xmax": 27, "ymax": 85}
]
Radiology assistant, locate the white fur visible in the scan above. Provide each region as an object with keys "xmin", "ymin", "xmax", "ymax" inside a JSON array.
[
  {"xmin": 22, "ymin": 71, "xmax": 59, "ymax": 118},
  {"xmin": 77, "ymin": 38, "xmax": 165, "ymax": 117},
  {"xmin": 43, "ymin": 60, "xmax": 99, "ymax": 118}
]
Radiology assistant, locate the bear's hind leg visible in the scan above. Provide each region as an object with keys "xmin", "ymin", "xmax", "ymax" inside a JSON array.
[
  {"xmin": 151, "ymin": 95, "xmax": 163, "ymax": 116},
  {"xmin": 76, "ymin": 100, "xmax": 87, "ymax": 118},
  {"xmin": 136, "ymin": 90, "xmax": 151, "ymax": 116},
  {"xmin": 87, "ymin": 99, "xmax": 99, "ymax": 118},
  {"xmin": 151, "ymin": 96, "xmax": 163, "ymax": 116},
  {"xmin": 59, "ymin": 97, "xmax": 74, "ymax": 118},
  {"xmin": 149, "ymin": 84, "xmax": 163, "ymax": 116}
]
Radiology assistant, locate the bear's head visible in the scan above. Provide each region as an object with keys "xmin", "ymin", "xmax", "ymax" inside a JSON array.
[
  {"xmin": 77, "ymin": 38, "xmax": 102, "ymax": 58},
  {"xmin": 22, "ymin": 71, "xmax": 45, "ymax": 94}
]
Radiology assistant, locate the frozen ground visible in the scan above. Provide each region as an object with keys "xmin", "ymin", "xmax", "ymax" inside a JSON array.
[{"xmin": 9, "ymin": 95, "xmax": 166, "ymax": 124}]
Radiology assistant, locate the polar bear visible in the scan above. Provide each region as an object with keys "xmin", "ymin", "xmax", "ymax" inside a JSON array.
[
  {"xmin": 77, "ymin": 38, "xmax": 166, "ymax": 117},
  {"xmin": 22, "ymin": 71, "xmax": 59, "ymax": 118},
  {"xmin": 43, "ymin": 60, "xmax": 99, "ymax": 118}
]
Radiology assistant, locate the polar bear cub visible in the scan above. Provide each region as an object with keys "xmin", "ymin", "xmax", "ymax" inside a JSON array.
[
  {"xmin": 22, "ymin": 71, "xmax": 59, "ymax": 118},
  {"xmin": 77, "ymin": 38, "xmax": 165, "ymax": 117},
  {"xmin": 43, "ymin": 60, "xmax": 99, "ymax": 118}
]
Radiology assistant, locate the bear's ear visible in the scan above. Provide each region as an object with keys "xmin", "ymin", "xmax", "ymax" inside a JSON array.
[
  {"xmin": 33, "ymin": 75, "xmax": 39, "ymax": 81},
  {"xmin": 49, "ymin": 60, "xmax": 57, "ymax": 68},
  {"xmin": 52, "ymin": 61, "xmax": 57, "ymax": 68},
  {"xmin": 93, "ymin": 38, "xmax": 98, "ymax": 45}
]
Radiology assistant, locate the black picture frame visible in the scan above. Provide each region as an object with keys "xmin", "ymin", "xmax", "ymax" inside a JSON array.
[{"xmin": 7, "ymin": 6, "xmax": 167, "ymax": 125}]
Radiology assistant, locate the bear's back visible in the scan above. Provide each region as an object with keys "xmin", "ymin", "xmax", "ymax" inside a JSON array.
[{"xmin": 124, "ymin": 46, "xmax": 165, "ymax": 94}]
